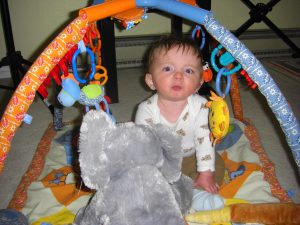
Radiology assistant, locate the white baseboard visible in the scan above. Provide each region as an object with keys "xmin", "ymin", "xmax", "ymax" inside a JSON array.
[{"xmin": 0, "ymin": 66, "xmax": 11, "ymax": 79}]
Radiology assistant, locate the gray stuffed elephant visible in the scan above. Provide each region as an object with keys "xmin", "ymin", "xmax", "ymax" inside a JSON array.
[{"xmin": 74, "ymin": 110, "xmax": 193, "ymax": 225}]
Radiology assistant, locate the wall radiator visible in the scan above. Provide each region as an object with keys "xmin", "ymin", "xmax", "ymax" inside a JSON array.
[{"xmin": 115, "ymin": 28, "xmax": 300, "ymax": 68}]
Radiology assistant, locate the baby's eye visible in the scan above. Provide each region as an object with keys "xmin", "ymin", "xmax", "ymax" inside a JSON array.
[
  {"xmin": 185, "ymin": 68, "xmax": 194, "ymax": 75},
  {"xmin": 162, "ymin": 66, "xmax": 173, "ymax": 72}
]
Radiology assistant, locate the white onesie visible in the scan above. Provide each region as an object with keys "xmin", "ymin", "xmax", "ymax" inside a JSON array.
[{"xmin": 135, "ymin": 93, "xmax": 215, "ymax": 172}]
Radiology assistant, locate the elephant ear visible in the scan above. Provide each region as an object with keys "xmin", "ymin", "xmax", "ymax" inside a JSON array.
[
  {"xmin": 79, "ymin": 110, "xmax": 115, "ymax": 190},
  {"xmin": 152, "ymin": 124, "xmax": 183, "ymax": 183}
]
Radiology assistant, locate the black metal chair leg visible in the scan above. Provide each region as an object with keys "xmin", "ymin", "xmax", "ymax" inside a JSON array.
[{"xmin": 235, "ymin": 0, "xmax": 300, "ymax": 57}]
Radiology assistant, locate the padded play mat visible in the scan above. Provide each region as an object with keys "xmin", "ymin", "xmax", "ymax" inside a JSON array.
[{"xmin": 8, "ymin": 118, "xmax": 291, "ymax": 225}]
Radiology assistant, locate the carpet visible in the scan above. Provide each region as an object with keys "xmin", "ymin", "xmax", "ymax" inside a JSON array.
[{"xmin": 263, "ymin": 58, "xmax": 300, "ymax": 80}]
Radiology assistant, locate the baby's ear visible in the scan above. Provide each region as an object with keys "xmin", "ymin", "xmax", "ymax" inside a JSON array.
[
  {"xmin": 79, "ymin": 110, "xmax": 115, "ymax": 190},
  {"xmin": 152, "ymin": 124, "xmax": 183, "ymax": 183},
  {"xmin": 145, "ymin": 73, "xmax": 156, "ymax": 90}
]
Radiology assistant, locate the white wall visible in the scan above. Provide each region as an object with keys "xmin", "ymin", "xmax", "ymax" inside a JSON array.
[
  {"xmin": 0, "ymin": 0, "xmax": 88, "ymax": 60},
  {"xmin": 0, "ymin": 0, "xmax": 299, "ymax": 60}
]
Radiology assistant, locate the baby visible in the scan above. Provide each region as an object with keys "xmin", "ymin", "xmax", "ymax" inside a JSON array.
[{"xmin": 135, "ymin": 34, "xmax": 225, "ymax": 211}]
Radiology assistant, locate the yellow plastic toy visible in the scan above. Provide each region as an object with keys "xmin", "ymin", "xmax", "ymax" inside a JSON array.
[{"xmin": 205, "ymin": 91, "xmax": 230, "ymax": 146}]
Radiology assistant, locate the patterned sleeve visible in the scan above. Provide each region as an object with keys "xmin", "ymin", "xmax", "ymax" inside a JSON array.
[
  {"xmin": 194, "ymin": 99, "xmax": 215, "ymax": 172},
  {"xmin": 134, "ymin": 99, "xmax": 155, "ymax": 126}
]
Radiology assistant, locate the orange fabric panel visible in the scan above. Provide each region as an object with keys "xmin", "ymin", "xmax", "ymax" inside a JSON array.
[
  {"xmin": 219, "ymin": 152, "xmax": 261, "ymax": 198},
  {"xmin": 41, "ymin": 166, "xmax": 91, "ymax": 206},
  {"xmin": 231, "ymin": 203, "xmax": 300, "ymax": 224}
]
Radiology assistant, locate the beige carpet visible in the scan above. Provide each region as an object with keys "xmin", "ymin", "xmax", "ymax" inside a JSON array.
[{"xmin": 0, "ymin": 57, "xmax": 299, "ymax": 209}]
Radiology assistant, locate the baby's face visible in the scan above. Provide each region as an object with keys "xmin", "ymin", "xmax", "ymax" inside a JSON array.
[{"xmin": 146, "ymin": 46, "xmax": 203, "ymax": 102}]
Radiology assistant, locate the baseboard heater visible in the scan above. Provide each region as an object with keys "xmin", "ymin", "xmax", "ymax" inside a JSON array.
[{"xmin": 115, "ymin": 28, "xmax": 300, "ymax": 68}]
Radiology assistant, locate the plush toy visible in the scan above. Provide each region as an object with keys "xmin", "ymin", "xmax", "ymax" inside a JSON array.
[
  {"xmin": 206, "ymin": 91, "xmax": 230, "ymax": 146},
  {"xmin": 57, "ymin": 75, "xmax": 115, "ymax": 122},
  {"xmin": 57, "ymin": 77, "xmax": 109, "ymax": 111},
  {"xmin": 73, "ymin": 110, "xmax": 194, "ymax": 225}
]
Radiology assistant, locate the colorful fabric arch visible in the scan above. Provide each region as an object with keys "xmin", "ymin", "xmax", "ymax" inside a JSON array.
[
  {"xmin": 0, "ymin": 13, "xmax": 89, "ymax": 171},
  {"xmin": 0, "ymin": 0, "xmax": 299, "ymax": 173}
]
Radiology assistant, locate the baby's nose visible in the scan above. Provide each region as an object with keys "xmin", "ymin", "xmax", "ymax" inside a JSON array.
[{"xmin": 174, "ymin": 71, "xmax": 183, "ymax": 79}]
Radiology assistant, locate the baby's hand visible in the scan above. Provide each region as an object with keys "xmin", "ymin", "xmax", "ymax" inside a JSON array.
[{"xmin": 194, "ymin": 171, "xmax": 219, "ymax": 193}]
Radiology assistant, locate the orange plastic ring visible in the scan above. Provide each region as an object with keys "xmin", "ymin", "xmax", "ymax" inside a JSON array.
[{"xmin": 94, "ymin": 65, "xmax": 108, "ymax": 86}]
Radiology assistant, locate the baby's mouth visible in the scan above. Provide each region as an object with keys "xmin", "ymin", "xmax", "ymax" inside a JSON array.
[{"xmin": 171, "ymin": 85, "xmax": 182, "ymax": 91}]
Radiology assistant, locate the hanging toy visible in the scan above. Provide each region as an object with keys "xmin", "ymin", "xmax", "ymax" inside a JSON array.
[
  {"xmin": 210, "ymin": 44, "xmax": 242, "ymax": 75},
  {"xmin": 71, "ymin": 43, "xmax": 96, "ymax": 85},
  {"xmin": 112, "ymin": 8, "xmax": 148, "ymax": 30},
  {"xmin": 57, "ymin": 74, "xmax": 113, "ymax": 118},
  {"xmin": 57, "ymin": 75, "xmax": 81, "ymax": 107},
  {"xmin": 79, "ymin": 83, "xmax": 107, "ymax": 111},
  {"xmin": 202, "ymin": 62, "xmax": 213, "ymax": 82},
  {"xmin": 192, "ymin": 24, "xmax": 206, "ymax": 50},
  {"xmin": 57, "ymin": 40, "xmax": 115, "ymax": 122},
  {"xmin": 240, "ymin": 69, "xmax": 257, "ymax": 89},
  {"xmin": 206, "ymin": 68, "xmax": 230, "ymax": 146},
  {"xmin": 206, "ymin": 91, "xmax": 230, "ymax": 145}
]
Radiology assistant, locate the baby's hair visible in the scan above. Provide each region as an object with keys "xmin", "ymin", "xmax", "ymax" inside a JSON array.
[{"xmin": 146, "ymin": 34, "xmax": 203, "ymax": 71}]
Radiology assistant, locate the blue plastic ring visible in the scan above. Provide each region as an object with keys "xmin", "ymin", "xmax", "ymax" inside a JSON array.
[
  {"xmin": 72, "ymin": 47, "xmax": 96, "ymax": 84},
  {"xmin": 216, "ymin": 67, "xmax": 231, "ymax": 96},
  {"xmin": 210, "ymin": 44, "xmax": 242, "ymax": 75},
  {"xmin": 191, "ymin": 25, "xmax": 206, "ymax": 50}
]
